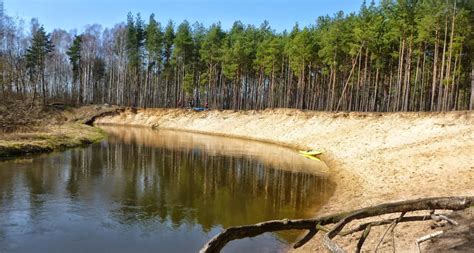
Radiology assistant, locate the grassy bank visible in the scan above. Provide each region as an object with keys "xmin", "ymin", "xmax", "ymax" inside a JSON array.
[
  {"xmin": 0, "ymin": 98, "xmax": 122, "ymax": 159},
  {"xmin": 0, "ymin": 123, "xmax": 105, "ymax": 158}
]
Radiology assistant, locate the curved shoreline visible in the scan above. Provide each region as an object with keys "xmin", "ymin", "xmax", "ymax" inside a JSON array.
[
  {"xmin": 4, "ymin": 107, "xmax": 470, "ymax": 251},
  {"xmin": 96, "ymin": 121, "xmax": 360, "ymax": 212},
  {"xmin": 95, "ymin": 108, "xmax": 474, "ymax": 251}
]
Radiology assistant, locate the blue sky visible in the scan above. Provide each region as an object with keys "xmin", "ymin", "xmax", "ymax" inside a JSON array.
[{"xmin": 5, "ymin": 0, "xmax": 364, "ymax": 32}]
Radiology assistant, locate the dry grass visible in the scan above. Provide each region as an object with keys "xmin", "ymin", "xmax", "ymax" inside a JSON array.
[
  {"xmin": 0, "ymin": 123, "xmax": 105, "ymax": 158},
  {"xmin": 0, "ymin": 97, "xmax": 67, "ymax": 133},
  {"xmin": 0, "ymin": 98, "xmax": 111, "ymax": 158}
]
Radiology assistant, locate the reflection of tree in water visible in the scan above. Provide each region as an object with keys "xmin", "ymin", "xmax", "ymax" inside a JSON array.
[
  {"xmin": 0, "ymin": 166, "xmax": 15, "ymax": 210},
  {"xmin": 76, "ymin": 140, "xmax": 335, "ymax": 232},
  {"xmin": 0, "ymin": 133, "xmax": 335, "ymax": 246},
  {"xmin": 24, "ymin": 158, "xmax": 53, "ymax": 219}
]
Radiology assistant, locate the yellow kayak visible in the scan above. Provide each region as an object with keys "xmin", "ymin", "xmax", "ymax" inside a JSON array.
[
  {"xmin": 299, "ymin": 154, "xmax": 321, "ymax": 161},
  {"xmin": 298, "ymin": 150, "xmax": 323, "ymax": 156}
]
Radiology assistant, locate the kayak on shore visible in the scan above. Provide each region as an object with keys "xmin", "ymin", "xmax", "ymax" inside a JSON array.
[
  {"xmin": 299, "ymin": 154, "xmax": 321, "ymax": 161},
  {"xmin": 298, "ymin": 150, "xmax": 323, "ymax": 161}
]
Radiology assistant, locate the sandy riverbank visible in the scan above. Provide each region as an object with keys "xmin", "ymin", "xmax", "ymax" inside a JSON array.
[{"xmin": 95, "ymin": 108, "xmax": 474, "ymax": 252}]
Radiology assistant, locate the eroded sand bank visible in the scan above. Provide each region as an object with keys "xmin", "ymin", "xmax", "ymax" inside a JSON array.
[{"xmin": 95, "ymin": 108, "xmax": 474, "ymax": 252}]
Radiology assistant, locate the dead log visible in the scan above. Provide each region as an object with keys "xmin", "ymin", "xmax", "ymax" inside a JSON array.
[{"xmin": 199, "ymin": 196, "xmax": 474, "ymax": 253}]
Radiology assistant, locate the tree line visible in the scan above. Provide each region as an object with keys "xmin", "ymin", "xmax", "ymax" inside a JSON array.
[{"xmin": 1, "ymin": 0, "xmax": 473, "ymax": 111}]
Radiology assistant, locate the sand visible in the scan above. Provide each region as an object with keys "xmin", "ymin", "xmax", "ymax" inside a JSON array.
[{"xmin": 95, "ymin": 108, "xmax": 474, "ymax": 252}]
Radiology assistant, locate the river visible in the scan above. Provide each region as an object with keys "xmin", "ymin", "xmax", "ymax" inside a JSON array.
[{"xmin": 0, "ymin": 126, "xmax": 335, "ymax": 253}]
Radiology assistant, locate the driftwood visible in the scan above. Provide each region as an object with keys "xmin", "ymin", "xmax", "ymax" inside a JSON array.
[{"xmin": 200, "ymin": 196, "xmax": 474, "ymax": 253}]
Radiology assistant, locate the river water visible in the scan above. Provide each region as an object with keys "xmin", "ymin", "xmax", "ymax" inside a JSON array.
[{"xmin": 0, "ymin": 126, "xmax": 335, "ymax": 253}]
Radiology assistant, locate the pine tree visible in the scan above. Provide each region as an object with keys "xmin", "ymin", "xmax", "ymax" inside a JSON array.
[
  {"xmin": 200, "ymin": 23, "xmax": 225, "ymax": 107},
  {"xmin": 66, "ymin": 34, "xmax": 83, "ymax": 103},
  {"xmin": 26, "ymin": 26, "xmax": 54, "ymax": 104},
  {"xmin": 145, "ymin": 13, "xmax": 163, "ymax": 107},
  {"xmin": 173, "ymin": 20, "xmax": 194, "ymax": 104},
  {"xmin": 3, "ymin": 1, "xmax": 473, "ymax": 112},
  {"xmin": 126, "ymin": 12, "xmax": 145, "ymax": 106},
  {"xmin": 163, "ymin": 20, "xmax": 175, "ymax": 69},
  {"xmin": 162, "ymin": 20, "xmax": 175, "ymax": 107},
  {"xmin": 145, "ymin": 14, "xmax": 163, "ymax": 68}
]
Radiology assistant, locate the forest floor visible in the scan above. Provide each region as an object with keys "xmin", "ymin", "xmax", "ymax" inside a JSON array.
[
  {"xmin": 0, "ymin": 98, "xmax": 119, "ymax": 158},
  {"xmin": 95, "ymin": 108, "xmax": 474, "ymax": 252}
]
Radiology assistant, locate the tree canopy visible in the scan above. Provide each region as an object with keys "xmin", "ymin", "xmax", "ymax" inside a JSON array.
[{"xmin": 1, "ymin": 0, "xmax": 473, "ymax": 111}]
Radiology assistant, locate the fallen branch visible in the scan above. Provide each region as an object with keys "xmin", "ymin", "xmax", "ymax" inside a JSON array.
[
  {"xmin": 356, "ymin": 224, "xmax": 371, "ymax": 253},
  {"xmin": 322, "ymin": 196, "xmax": 472, "ymax": 253},
  {"xmin": 293, "ymin": 223, "xmax": 330, "ymax": 248},
  {"xmin": 415, "ymin": 231, "xmax": 444, "ymax": 253},
  {"xmin": 199, "ymin": 196, "xmax": 473, "ymax": 253},
  {"xmin": 340, "ymin": 215, "xmax": 432, "ymax": 236},
  {"xmin": 294, "ymin": 226, "xmax": 318, "ymax": 248},
  {"xmin": 431, "ymin": 213, "xmax": 459, "ymax": 226},
  {"xmin": 374, "ymin": 212, "xmax": 405, "ymax": 251}
]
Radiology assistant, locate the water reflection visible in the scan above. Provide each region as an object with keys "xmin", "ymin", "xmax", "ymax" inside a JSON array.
[{"xmin": 0, "ymin": 127, "xmax": 335, "ymax": 253}]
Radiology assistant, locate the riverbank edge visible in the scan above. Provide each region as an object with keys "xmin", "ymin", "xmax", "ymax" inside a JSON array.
[
  {"xmin": 91, "ymin": 108, "xmax": 379, "ymax": 218},
  {"xmin": 94, "ymin": 108, "xmax": 474, "ymax": 252},
  {"xmin": 96, "ymin": 121, "xmax": 357, "ymax": 191},
  {"xmin": 97, "ymin": 122, "xmax": 358, "ymax": 223},
  {"xmin": 0, "ymin": 123, "xmax": 106, "ymax": 159},
  {"xmin": 93, "ymin": 108, "xmax": 474, "ymax": 206}
]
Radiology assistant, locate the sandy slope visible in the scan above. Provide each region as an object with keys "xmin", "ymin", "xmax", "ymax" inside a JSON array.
[{"xmin": 95, "ymin": 108, "xmax": 474, "ymax": 252}]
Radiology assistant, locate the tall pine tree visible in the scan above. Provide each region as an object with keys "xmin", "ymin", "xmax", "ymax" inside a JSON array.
[{"xmin": 26, "ymin": 26, "xmax": 53, "ymax": 104}]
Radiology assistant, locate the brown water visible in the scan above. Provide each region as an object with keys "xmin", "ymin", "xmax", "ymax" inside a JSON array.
[{"xmin": 0, "ymin": 126, "xmax": 335, "ymax": 253}]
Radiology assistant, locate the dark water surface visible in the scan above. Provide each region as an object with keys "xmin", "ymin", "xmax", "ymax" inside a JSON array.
[{"xmin": 0, "ymin": 126, "xmax": 335, "ymax": 253}]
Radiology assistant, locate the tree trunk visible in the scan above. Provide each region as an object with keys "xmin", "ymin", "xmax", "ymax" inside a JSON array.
[
  {"xmin": 430, "ymin": 31, "xmax": 439, "ymax": 111},
  {"xmin": 437, "ymin": 15, "xmax": 449, "ymax": 111},
  {"xmin": 444, "ymin": 1, "xmax": 456, "ymax": 111},
  {"xmin": 470, "ymin": 63, "xmax": 474, "ymax": 110},
  {"xmin": 41, "ymin": 63, "xmax": 46, "ymax": 105},
  {"xmin": 396, "ymin": 37, "xmax": 405, "ymax": 111},
  {"xmin": 403, "ymin": 36, "xmax": 413, "ymax": 111}
]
